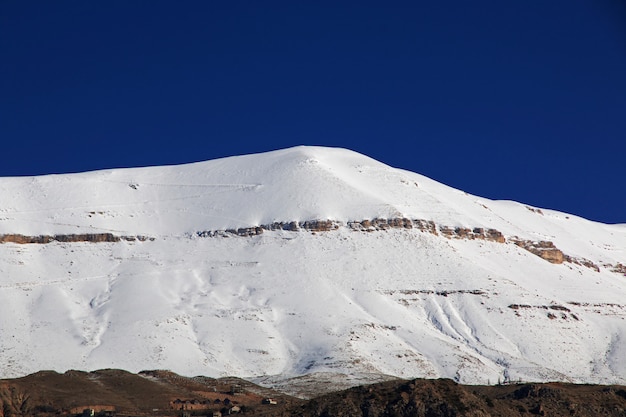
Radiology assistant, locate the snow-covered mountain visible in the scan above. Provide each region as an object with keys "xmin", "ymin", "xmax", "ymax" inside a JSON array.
[{"xmin": 1, "ymin": 146, "xmax": 625, "ymax": 390}]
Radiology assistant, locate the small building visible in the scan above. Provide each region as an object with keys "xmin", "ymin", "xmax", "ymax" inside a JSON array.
[
  {"xmin": 262, "ymin": 398, "xmax": 278, "ymax": 405},
  {"xmin": 70, "ymin": 405, "xmax": 116, "ymax": 416}
]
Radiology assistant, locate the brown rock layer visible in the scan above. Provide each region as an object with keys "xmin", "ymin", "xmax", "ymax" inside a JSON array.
[
  {"xmin": 2, "ymin": 219, "xmax": 618, "ymax": 273},
  {"xmin": 0, "ymin": 234, "xmax": 153, "ymax": 244},
  {"xmin": 197, "ymin": 217, "xmax": 505, "ymax": 244}
]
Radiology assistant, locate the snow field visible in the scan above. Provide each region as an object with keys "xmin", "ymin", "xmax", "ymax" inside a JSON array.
[{"xmin": 0, "ymin": 146, "xmax": 624, "ymax": 389}]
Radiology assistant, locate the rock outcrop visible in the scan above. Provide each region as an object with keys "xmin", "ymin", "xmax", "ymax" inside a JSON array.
[
  {"xmin": 510, "ymin": 238, "xmax": 564, "ymax": 264},
  {"xmin": 565, "ymin": 256, "xmax": 600, "ymax": 272},
  {"xmin": 610, "ymin": 263, "xmax": 626, "ymax": 275},
  {"xmin": 439, "ymin": 226, "xmax": 505, "ymax": 243}
]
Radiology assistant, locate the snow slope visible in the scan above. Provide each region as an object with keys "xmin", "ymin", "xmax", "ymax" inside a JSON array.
[{"xmin": 0, "ymin": 146, "xmax": 625, "ymax": 390}]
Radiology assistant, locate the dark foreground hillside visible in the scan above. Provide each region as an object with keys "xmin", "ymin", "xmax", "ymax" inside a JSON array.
[
  {"xmin": 2, "ymin": 370, "xmax": 626, "ymax": 417},
  {"xmin": 0, "ymin": 369, "xmax": 302, "ymax": 417},
  {"xmin": 292, "ymin": 378, "xmax": 626, "ymax": 417}
]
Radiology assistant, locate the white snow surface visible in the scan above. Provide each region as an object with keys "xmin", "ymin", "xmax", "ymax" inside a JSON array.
[{"xmin": 1, "ymin": 146, "xmax": 625, "ymax": 389}]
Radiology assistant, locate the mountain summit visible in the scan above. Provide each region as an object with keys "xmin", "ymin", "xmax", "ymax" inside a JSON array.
[{"xmin": 1, "ymin": 146, "xmax": 625, "ymax": 391}]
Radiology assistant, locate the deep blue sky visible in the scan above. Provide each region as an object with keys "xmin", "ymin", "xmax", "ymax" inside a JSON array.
[{"xmin": 1, "ymin": 1, "xmax": 625, "ymax": 223}]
